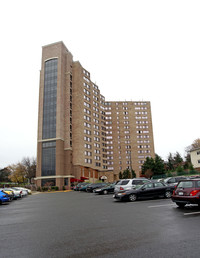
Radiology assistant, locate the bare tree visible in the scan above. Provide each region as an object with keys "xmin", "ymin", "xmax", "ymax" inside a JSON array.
[
  {"xmin": 185, "ymin": 138, "xmax": 200, "ymax": 153},
  {"xmin": 22, "ymin": 157, "xmax": 36, "ymax": 184}
]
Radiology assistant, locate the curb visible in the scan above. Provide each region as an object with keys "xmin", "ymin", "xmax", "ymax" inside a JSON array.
[{"xmin": 32, "ymin": 190, "xmax": 73, "ymax": 194}]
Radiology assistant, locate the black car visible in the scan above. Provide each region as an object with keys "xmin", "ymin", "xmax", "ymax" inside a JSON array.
[
  {"xmin": 86, "ymin": 183, "xmax": 107, "ymax": 192},
  {"xmin": 94, "ymin": 183, "xmax": 116, "ymax": 195},
  {"xmin": 74, "ymin": 182, "xmax": 88, "ymax": 191},
  {"xmin": 113, "ymin": 182, "xmax": 174, "ymax": 202}
]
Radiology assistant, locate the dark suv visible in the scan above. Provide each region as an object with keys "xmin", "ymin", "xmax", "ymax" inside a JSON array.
[
  {"xmin": 164, "ymin": 176, "xmax": 188, "ymax": 186},
  {"xmin": 171, "ymin": 179, "xmax": 200, "ymax": 208}
]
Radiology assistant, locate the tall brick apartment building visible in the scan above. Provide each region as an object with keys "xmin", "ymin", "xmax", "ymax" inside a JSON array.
[{"xmin": 35, "ymin": 41, "xmax": 155, "ymax": 189}]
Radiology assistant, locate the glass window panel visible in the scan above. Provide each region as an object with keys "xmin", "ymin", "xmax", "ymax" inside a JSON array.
[{"xmin": 42, "ymin": 58, "xmax": 58, "ymax": 139}]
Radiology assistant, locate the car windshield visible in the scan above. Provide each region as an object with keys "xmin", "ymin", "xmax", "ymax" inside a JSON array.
[{"xmin": 177, "ymin": 181, "xmax": 193, "ymax": 188}]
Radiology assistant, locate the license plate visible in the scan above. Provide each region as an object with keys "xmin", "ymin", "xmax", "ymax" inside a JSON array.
[{"xmin": 178, "ymin": 192, "xmax": 183, "ymax": 196}]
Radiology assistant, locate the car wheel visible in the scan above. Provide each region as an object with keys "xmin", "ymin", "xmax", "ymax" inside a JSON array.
[
  {"xmin": 129, "ymin": 194, "xmax": 137, "ymax": 202},
  {"xmin": 165, "ymin": 191, "xmax": 172, "ymax": 198},
  {"xmin": 103, "ymin": 190, "xmax": 108, "ymax": 195},
  {"xmin": 0, "ymin": 200, "xmax": 2, "ymax": 205},
  {"xmin": 176, "ymin": 202, "xmax": 186, "ymax": 208}
]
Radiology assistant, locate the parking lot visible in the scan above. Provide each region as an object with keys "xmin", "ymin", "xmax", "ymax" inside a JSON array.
[{"xmin": 1, "ymin": 191, "xmax": 200, "ymax": 258}]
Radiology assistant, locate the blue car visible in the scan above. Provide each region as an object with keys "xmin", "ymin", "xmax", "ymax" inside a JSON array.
[{"xmin": 0, "ymin": 191, "xmax": 10, "ymax": 204}]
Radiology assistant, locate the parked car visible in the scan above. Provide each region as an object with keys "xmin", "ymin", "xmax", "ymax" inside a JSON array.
[
  {"xmin": 94, "ymin": 183, "xmax": 116, "ymax": 195},
  {"xmin": 12, "ymin": 187, "xmax": 28, "ymax": 196},
  {"xmin": 114, "ymin": 178, "xmax": 150, "ymax": 193},
  {"xmin": 19, "ymin": 187, "xmax": 32, "ymax": 194},
  {"xmin": 1, "ymin": 188, "xmax": 22, "ymax": 200},
  {"xmin": 0, "ymin": 188, "xmax": 14, "ymax": 201},
  {"xmin": 79, "ymin": 183, "xmax": 91, "ymax": 191},
  {"xmin": 163, "ymin": 176, "xmax": 188, "ymax": 186},
  {"xmin": 74, "ymin": 182, "xmax": 88, "ymax": 191},
  {"xmin": 0, "ymin": 191, "xmax": 10, "ymax": 204},
  {"xmin": 86, "ymin": 183, "xmax": 107, "ymax": 192},
  {"xmin": 113, "ymin": 181, "xmax": 174, "ymax": 202},
  {"xmin": 171, "ymin": 178, "xmax": 200, "ymax": 208}
]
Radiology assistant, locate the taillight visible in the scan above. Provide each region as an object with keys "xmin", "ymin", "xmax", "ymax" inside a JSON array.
[
  {"xmin": 3, "ymin": 195, "xmax": 6, "ymax": 197},
  {"xmin": 20, "ymin": 191, "xmax": 22, "ymax": 194},
  {"xmin": 172, "ymin": 190, "xmax": 176, "ymax": 195},
  {"xmin": 190, "ymin": 190, "xmax": 200, "ymax": 196},
  {"xmin": 120, "ymin": 187, "xmax": 124, "ymax": 190}
]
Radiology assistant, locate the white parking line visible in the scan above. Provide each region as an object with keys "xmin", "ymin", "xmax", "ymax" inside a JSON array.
[
  {"xmin": 148, "ymin": 204, "xmax": 175, "ymax": 208},
  {"xmin": 184, "ymin": 211, "xmax": 200, "ymax": 216}
]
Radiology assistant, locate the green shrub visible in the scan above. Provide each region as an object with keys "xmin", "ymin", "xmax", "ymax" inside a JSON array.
[
  {"xmin": 42, "ymin": 186, "xmax": 48, "ymax": 191},
  {"xmin": 166, "ymin": 172, "xmax": 173, "ymax": 177}
]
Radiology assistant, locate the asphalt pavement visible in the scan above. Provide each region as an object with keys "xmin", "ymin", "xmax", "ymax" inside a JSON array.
[{"xmin": 1, "ymin": 191, "xmax": 200, "ymax": 258}]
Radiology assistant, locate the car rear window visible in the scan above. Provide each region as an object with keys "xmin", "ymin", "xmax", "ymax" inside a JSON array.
[
  {"xmin": 132, "ymin": 180, "xmax": 140, "ymax": 185},
  {"xmin": 177, "ymin": 181, "xmax": 193, "ymax": 188},
  {"xmin": 132, "ymin": 180, "xmax": 148, "ymax": 185},
  {"xmin": 117, "ymin": 180, "xmax": 130, "ymax": 185}
]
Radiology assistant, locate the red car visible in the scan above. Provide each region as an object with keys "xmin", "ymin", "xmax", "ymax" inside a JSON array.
[{"xmin": 172, "ymin": 179, "xmax": 200, "ymax": 208}]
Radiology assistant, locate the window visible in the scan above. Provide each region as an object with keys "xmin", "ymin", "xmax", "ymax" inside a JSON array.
[
  {"xmin": 84, "ymin": 144, "xmax": 91, "ymax": 149},
  {"xmin": 143, "ymin": 183, "xmax": 153, "ymax": 189},
  {"xmin": 177, "ymin": 181, "xmax": 193, "ymax": 188},
  {"xmin": 84, "ymin": 129, "xmax": 91, "ymax": 135},
  {"xmin": 85, "ymin": 158, "xmax": 92, "ymax": 164},
  {"xmin": 42, "ymin": 59, "xmax": 58, "ymax": 139},
  {"xmin": 154, "ymin": 183, "xmax": 164, "ymax": 188},
  {"xmin": 84, "ymin": 136, "xmax": 91, "ymax": 142},
  {"xmin": 42, "ymin": 141, "xmax": 56, "ymax": 176},
  {"xmin": 42, "ymin": 179, "xmax": 55, "ymax": 187}
]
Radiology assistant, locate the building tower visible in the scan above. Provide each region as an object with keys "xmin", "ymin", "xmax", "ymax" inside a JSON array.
[{"xmin": 35, "ymin": 41, "xmax": 155, "ymax": 189}]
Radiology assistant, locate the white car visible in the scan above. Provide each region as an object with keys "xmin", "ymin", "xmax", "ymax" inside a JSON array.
[
  {"xmin": 12, "ymin": 187, "xmax": 30, "ymax": 196},
  {"xmin": 114, "ymin": 178, "xmax": 150, "ymax": 193}
]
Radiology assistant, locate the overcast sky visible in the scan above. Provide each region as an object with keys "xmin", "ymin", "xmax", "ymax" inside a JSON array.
[{"xmin": 0, "ymin": 0, "xmax": 199, "ymax": 168}]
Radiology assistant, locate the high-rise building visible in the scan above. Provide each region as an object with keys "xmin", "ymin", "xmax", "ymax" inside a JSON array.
[{"xmin": 35, "ymin": 41, "xmax": 155, "ymax": 189}]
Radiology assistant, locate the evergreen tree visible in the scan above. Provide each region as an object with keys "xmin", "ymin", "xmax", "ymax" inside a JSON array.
[
  {"xmin": 122, "ymin": 168, "xmax": 131, "ymax": 179},
  {"xmin": 131, "ymin": 170, "xmax": 136, "ymax": 178},
  {"xmin": 119, "ymin": 171, "xmax": 123, "ymax": 179},
  {"xmin": 166, "ymin": 152, "xmax": 174, "ymax": 171},
  {"xmin": 153, "ymin": 154, "xmax": 165, "ymax": 175},
  {"xmin": 174, "ymin": 152, "xmax": 183, "ymax": 165},
  {"xmin": 141, "ymin": 157, "xmax": 155, "ymax": 176}
]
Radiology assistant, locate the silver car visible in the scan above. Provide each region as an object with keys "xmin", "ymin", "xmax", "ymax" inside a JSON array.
[
  {"xmin": 12, "ymin": 187, "xmax": 29, "ymax": 197},
  {"xmin": 114, "ymin": 178, "xmax": 150, "ymax": 193}
]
